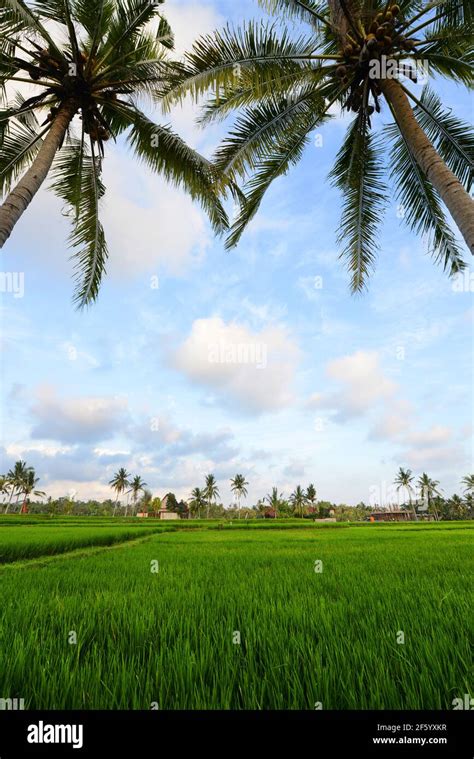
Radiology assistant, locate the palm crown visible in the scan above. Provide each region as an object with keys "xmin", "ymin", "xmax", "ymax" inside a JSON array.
[
  {"xmin": 165, "ymin": 0, "xmax": 473, "ymax": 292},
  {"xmin": 461, "ymin": 474, "xmax": 474, "ymax": 494},
  {"xmin": 290, "ymin": 484, "xmax": 307, "ymax": 515},
  {"xmin": 230, "ymin": 473, "xmax": 249, "ymax": 497},
  {"xmin": 109, "ymin": 467, "xmax": 130, "ymax": 499},
  {"xmin": 0, "ymin": 0, "xmax": 231, "ymax": 305},
  {"xmin": 189, "ymin": 486, "xmax": 206, "ymax": 518}
]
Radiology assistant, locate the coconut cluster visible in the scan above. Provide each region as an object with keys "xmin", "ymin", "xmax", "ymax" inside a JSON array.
[
  {"xmin": 25, "ymin": 45, "xmax": 111, "ymax": 145},
  {"xmin": 334, "ymin": 5, "xmax": 418, "ymax": 119}
]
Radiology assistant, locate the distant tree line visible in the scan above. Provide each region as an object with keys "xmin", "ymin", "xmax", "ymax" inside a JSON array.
[{"xmin": 1, "ymin": 462, "xmax": 473, "ymax": 521}]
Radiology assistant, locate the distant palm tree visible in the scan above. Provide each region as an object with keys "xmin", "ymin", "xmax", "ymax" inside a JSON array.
[
  {"xmin": 465, "ymin": 493, "xmax": 474, "ymax": 519},
  {"xmin": 0, "ymin": 475, "xmax": 9, "ymax": 504},
  {"xmin": 151, "ymin": 496, "xmax": 162, "ymax": 517},
  {"xmin": 19, "ymin": 468, "xmax": 45, "ymax": 514},
  {"xmin": 417, "ymin": 473, "xmax": 442, "ymax": 520},
  {"xmin": 230, "ymin": 474, "xmax": 249, "ymax": 518},
  {"xmin": 189, "ymin": 487, "xmax": 206, "ymax": 519},
  {"xmin": 461, "ymin": 474, "xmax": 474, "ymax": 494},
  {"xmin": 265, "ymin": 486, "xmax": 284, "ymax": 517},
  {"xmin": 204, "ymin": 474, "xmax": 220, "ymax": 519},
  {"xmin": 306, "ymin": 483, "xmax": 317, "ymax": 512},
  {"xmin": 448, "ymin": 494, "xmax": 467, "ymax": 520},
  {"xmin": 139, "ymin": 489, "xmax": 153, "ymax": 514},
  {"xmin": 4, "ymin": 460, "xmax": 31, "ymax": 513},
  {"xmin": 109, "ymin": 468, "xmax": 130, "ymax": 516},
  {"xmin": 290, "ymin": 485, "xmax": 307, "ymax": 518},
  {"xmin": 129, "ymin": 475, "xmax": 147, "ymax": 516},
  {"xmin": 0, "ymin": 0, "xmax": 231, "ymax": 305},
  {"xmin": 394, "ymin": 467, "xmax": 416, "ymax": 520},
  {"xmin": 165, "ymin": 0, "xmax": 474, "ymax": 286}
]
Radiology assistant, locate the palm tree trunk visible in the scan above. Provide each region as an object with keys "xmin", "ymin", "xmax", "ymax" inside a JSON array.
[
  {"xmin": 328, "ymin": 0, "xmax": 359, "ymax": 39},
  {"xmin": 409, "ymin": 493, "xmax": 417, "ymax": 522},
  {"xmin": 381, "ymin": 78, "xmax": 474, "ymax": 253},
  {"xmin": 4, "ymin": 489, "xmax": 15, "ymax": 514},
  {"xmin": 0, "ymin": 99, "xmax": 78, "ymax": 248}
]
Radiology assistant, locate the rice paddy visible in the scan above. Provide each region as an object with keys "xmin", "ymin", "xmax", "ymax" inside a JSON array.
[
  {"xmin": 0, "ymin": 524, "xmax": 166, "ymax": 564},
  {"xmin": 0, "ymin": 519, "xmax": 472, "ymax": 710}
]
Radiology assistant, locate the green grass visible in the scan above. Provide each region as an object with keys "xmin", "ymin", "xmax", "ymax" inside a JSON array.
[
  {"xmin": 0, "ymin": 521, "xmax": 471, "ymax": 709},
  {"xmin": 0, "ymin": 524, "xmax": 168, "ymax": 563}
]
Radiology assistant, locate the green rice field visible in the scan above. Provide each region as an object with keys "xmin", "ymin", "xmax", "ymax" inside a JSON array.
[{"xmin": 0, "ymin": 518, "xmax": 472, "ymax": 710}]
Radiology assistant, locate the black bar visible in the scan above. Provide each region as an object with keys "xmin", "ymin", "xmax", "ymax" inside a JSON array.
[{"xmin": 0, "ymin": 710, "xmax": 472, "ymax": 757}]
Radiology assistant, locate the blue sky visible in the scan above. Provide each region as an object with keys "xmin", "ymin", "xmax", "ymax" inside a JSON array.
[{"xmin": 0, "ymin": 0, "xmax": 472, "ymax": 506}]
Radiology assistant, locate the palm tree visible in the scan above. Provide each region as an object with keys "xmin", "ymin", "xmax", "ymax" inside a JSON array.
[
  {"xmin": 0, "ymin": 475, "xmax": 10, "ymax": 505},
  {"xmin": 151, "ymin": 495, "xmax": 162, "ymax": 517},
  {"xmin": 204, "ymin": 474, "xmax": 219, "ymax": 519},
  {"xmin": 290, "ymin": 485, "xmax": 308, "ymax": 518},
  {"xmin": 189, "ymin": 487, "xmax": 206, "ymax": 519},
  {"xmin": 306, "ymin": 483, "xmax": 317, "ymax": 513},
  {"xmin": 109, "ymin": 467, "xmax": 130, "ymax": 516},
  {"xmin": 447, "ymin": 494, "xmax": 467, "ymax": 520},
  {"xmin": 4, "ymin": 460, "xmax": 31, "ymax": 513},
  {"xmin": 461, "ymin": 474, "xmax": 474, "ymax": 494},
  {"xmin": 265, "ymin": 486, "xmax": 284, "ymax": 517},
  {"xmin": 465, "ymin": 493, "xmax": 474, "ymax": 519},
  {"xmin": 19, "ymin": 468, "xmax": 45, "ymax": 514},
  {"xmin": 129, "ymin": 475, "xmax": 147, "ymax": 516},
  {"xmin": 417, "ymin": 472, "xmax": 442, "ymax": 520},
  {"xmin": 394, "ymin": 466, "xmax": 417, "ymax": 520},
  {"xmin": 165, "ymin": 0, "xmax": 473, "ymax": 291},
  {"xmin": 230, "ymin": 473, "xmax": 249, "ymax": 518},
  {"xmin": 139, "ymin": 488, "xmax": 153, "ymax": 514},
  {"xmin": 0, "ymin": 0, "xmax": 232, "ymax": 306}
]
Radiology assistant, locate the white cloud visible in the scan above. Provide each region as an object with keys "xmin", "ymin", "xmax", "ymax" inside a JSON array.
[
  {"xmin": 30, "ymin": 385, "xmax": 129, "ymax": 444},
  {"xmin": 405, "ymin": 425, "xmax": 452, "ymax": 447},
  {"xmin": 5, "ymin": 442, "xmax": 73, "ymax": 458},
  {"xmin": 102, "ymin": 153, "xmax": 210, "ymax": 279},
  {"xmin": 311, "ymin": 350, "xmax": 397, "ymax": 420},
  {"xmin": 400, "ymin": 444, "xmax": 466, "ymax": 471},
  {"xmin": 165, "ymin": 2, "xmax": 223, "ymax": 57},
  {"xmin": 369, "ymin": 399, "xmax": 414, "ymax": 441},
  {"xmin": 172, "ymin": 316, "xmax": 299, "ymax": 412}
]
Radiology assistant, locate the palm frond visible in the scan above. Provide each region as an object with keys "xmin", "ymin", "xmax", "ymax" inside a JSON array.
[
  {"xmin": 163, "ymin": 22, "xmax": 318, "ymax": 109},
  {"xmin": 50, "ymin": 135, "xmax": 108, "ymax": 307},
  {"xmin": 3, "ymin": 0, "xmax": 63, "ymax": 56},
  {"xmin": 386, "ymin": 110, "xmax": 466, "ymax": 274},
  {"xmin": 403, "ymin": 85, "xmax": 473, "ymax": 188},
  {"xmin": 198, "ymin": 66, "xmax": 323, "ymax": 126},
  {"xmin": 0, "ymin": 117, "xmax": 48, "ymax": 196},
  {"xmin": 97, "ymin": 0, "xmax": 163, "ymax": 68},
  {"xmin": 214, "ymin": 83, "xmax": 328, "ymax": 180},
  {"xmin": 72, "ymin": 0, "xmax": 115, "ymax": 39},
  {"xmin": 330, "ymin": 113, "xmax": 387, "ymax": 292},
  {"xmin": 126, "ymin": 107, "xmax": 229, "ymax": 234},
  {"xmin": 420, "ymin": 50, "xmax": 473, "ymax": 86},
  {"xmin": 227, "ymin": 100, "xmax": 330, "ymax": 248},
  {"xmin": 431, "ymin": 0, "xmax": 473, "ymax": 31},
  {"xmin": 418, "ymin": 17, "xmax": 473, "ymax": 56},
  {"xmin": 156, "ymin": 15, "xmax": 174, "ymax": 50},
  {"xmin": 30, "ymin": 1, "xmax": 68, "ymax": 23},
  {"xmin": 258, "ymin": 0, "xmax": 332, "ymax": 30}
]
